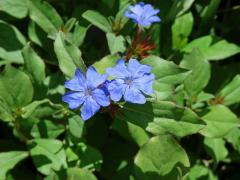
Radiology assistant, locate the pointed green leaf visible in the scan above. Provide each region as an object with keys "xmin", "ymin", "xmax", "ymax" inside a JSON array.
[
  {"xmin": 68, "ymin": 115, "xmax": 84, "ymax": 138},
  {"xmin": 182, "ymin": 35, "xmax": 240, "ymax": 61},
  {"xmin": 93, "ymin": 54, "xmax": 120, "ymax": 74},
  {"xmin": 200, "ymin": 105, "xmax": 240, "ymax": 138},
  {"xmin": 143, "ymin": 56, "xmax": 190, "ymax": 85},
  {"xmin": 31, "ymin": 120, "xmax": 65, "ymax": 139},
  {"xmin": 204, "ymin": 137, "xmax": 228, "ymax": 163},
  {"xmin": 106, "ymin": 33, "xmax": 126, "ymax": 54},
  {"xmin": 82, "ymin": 10, "xmax": 111, "ymax": 33},
  {"xmin": 54, "ymin": 32, "xmax": 86, "ymax": 77},
  {"xmin": 0, "ymin": 151, "xmax": 28, "ymax": 179},
  {"xmin": 22, "ymin": 44, "xmax": 46, "ymax": 85},
  {"xmin": 180, "ymin": 49, "xmax": 210, "ymax": 97},
  {"xmin": 0, "ymin": 21, "xmax": 26, "ymax": 64},
  {"xmin": 0, "ymin": 0, "xmax": 27, "ymax": 19},
  {"xmin": 67, "ymin": 168, "xmax": 97, "ymax": 180},
  {"xmin": 219, "ymin": 75, "xmax": 240, "ymax": 106},
  {"xmin": 117, "ymin": 101, "xmax": 205, "ymax": 137},
  {"xmin": 28, "ymin": 139, "xmax": 67, "ymax": 175},
  {"xmin": 134, "ymin": 135, "xmax": 190, "ymax": 179},
  {"xmin": 26, "ymin": 0, "xmax": 63, "ymax": 38},
  {"xmin": 0, "ymin": 66, "xmax": 33, "ymax": 108},
  {"xmin": 172, "ymin": 12, "xmax": 193, "ymax": 49}
]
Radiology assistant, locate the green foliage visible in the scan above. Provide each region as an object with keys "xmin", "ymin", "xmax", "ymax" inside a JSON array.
[{"xmin": 0, "ymin": 0, "xmax": 240, "ymax": 179}]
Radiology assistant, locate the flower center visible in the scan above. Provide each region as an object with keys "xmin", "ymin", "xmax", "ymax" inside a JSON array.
[
  {"xmin": 84, "ymin": 88, "xmax": 92, "ymax": 96},
  {"xmin": 125, "ymin": 77, "xmax": 133, "ymax": 85}
]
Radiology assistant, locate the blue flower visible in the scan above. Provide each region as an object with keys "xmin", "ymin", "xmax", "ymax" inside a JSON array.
[
  {"xmin": 106, "ymin": 59, "xmax": 155, "ymax": 104},
  {"xmin": 125, "ymin": 2, "xmax": 160, "ymax": 27},
  {"xmin": 62, "ymin": 67, "xmax": 110, "ymax": 120}
]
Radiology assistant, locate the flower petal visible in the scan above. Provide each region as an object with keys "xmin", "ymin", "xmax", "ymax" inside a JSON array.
[
  {"xmin": 108, "ymin": 79, "xmax": 126, "ymax": 102},
  {"xmin": 124, "ymin": 86, "xmax": 146, "ymax": 104},
  {"xmin": 62, "ymin": 91, "xmax": 85, "ymax": 109},
  {"xmin": 127, "ymin": 59, "xmax": 151, "ymax": 77},
  {"xmin": 92, "ymin": 89, "xmax": 110, "ymax": 107},
  {"xmin": 143, "ymin": 4, "xmax": 160, "ymax": 18},
  {"xmin": 86, "ymin": 66, "xmax": 108, "ymax": 88},
  {"xmin": 64, "ymin": 69, "xmax": 86, "ymax": 91},
  {"xmin": 81, "ymin": 96, "xmax": 100, "ymax": 120},
  {"xmin": 129, "ymin": 4, "xmax": 144, "ymax": 16},
  {"xmin": 138, "ymin": 19, "xmax": 152, "ymax": 27},
  {"xmin": 124, "ymin": 11, "xmax": 138, "ymax": 20},
  {"xmin": 147, "ymin": 16, "xmax": 161, "ymax": 23},
  {"xmin": 106, "ymin": 59, "xmax": 130, "ymax": 79},
  {"xmin": 133, "ymin": 74, "xmax": 155, "ymax": 95}
]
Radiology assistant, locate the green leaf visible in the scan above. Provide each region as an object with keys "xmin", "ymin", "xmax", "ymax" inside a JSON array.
[
  {"xmin": 0, "ymin": 21, "xmax": 26, "ymax": 64},
  {"xmin": 146, "ymin": 117, "xmax": 205, "ymax": 138},
  {"xmin": 63, "ymin": 18, "xmax": 77, "ymax": 33},
  {"xmin": 200, "ymin": 105, "xmax": 240, "ymax": 138},
  {"xmin": 106, "ymin": 33, "xmax": 126, "ymax": 54},
  {"xmin": 167, "ymin": 0, "xmax": 195, "ymax": 21},
  {"xmin": 0, "ymin": 65, "xmax": 33, "ymax": 108},
  {"xmin": 134, "ymin": 135, "xmax": 190, "ymax": 179},
  {"xmin": 225, "ymin": 128, "xmax": 240, "ymax": 152},
  {"xmin": 180, "ymin": 49, "xmax": 210, "ymax": 97},
  {"xmin": 69, "ymin": 25, "xmax": 89, "ymax": 47},
  {"xmin": 28, "ymin": 139, "xmax": 67, "ymax": 175},
  {"xmin": 26, "ymin": 0, "xmax": 63, "ymax": 38},
  {"xmin": 218, "ymin": 75, "xmax": 240, "ymax": 106},
  {"xmin": 68, "ymin": 115, "xmax": 84, "ymax": 139},
  {"xmin": 0, "ymin": 151, "xmax": 28, "ymax": 180},
  {"xmin": 22, "ymin": 44, "xmax": 46, "ymax": 85},
  {"xmin": 186, "ymin": 164, "xmax": 209, "ymax": 180},
  {"xmin": 31, "ymin": 120, "xmax": 65, "ymax": 139},
  {"xmin": 116, "ymin": 101, "xmax": 205, "ymax": 137},
  {"xmin": 28, "ymin": 21, "xmax": 50, "ymax": 48},
  {"xmin": 0, "ymin": 0, "xmax": 28, "ymax": 18},
  {"xmin": 76, "ymin": 143, "xmax": 103, "ymax": 171},
  {"xmin": 0, "ymin": 98, "xmax": 14, "ymax": 122},
  {"xmin": 112, "ymin": 119, "xmax": 149, "ymax": 146},
  {"xmin": 204, "ymin": 137, "xmax": 228, "ymax": 163},
  {"xmin": 199, "ymin": 0, "xmax": 221, "ymax": 32},
  {"xmin": 66, "ymin": 168, "xmax": 97, "ymax": 180},
  {"xmin": 151, "ymin": 82, "xmax": 174, "ymax": 101},
  {"xmin": 67, "ymin": 143, "xmax": 103, "ymax": 171},
  {"xmin": 93, "ymin": 54, "xmax": 120, "ymax": 74},
  {"xmin": 21, "ymin": 99, "xmax": 50, "ymax": 119},
  {"xmin": 142, "ymin": 56, "xmax": 190, "ymax": 85},
  {"xmin": 182, "ymin": 35, "xmax": 240, "ymax": 61},
  {"xmin": 172, "ymin": 12, "xmax": 193, "ymax": 50},
  {"xmin": 54, "ymin": 32, "xmax": 86, "ymax": 77},
  {"xmin": 82, "ymin": 10, "xmax": 112, "ymax": 33}
]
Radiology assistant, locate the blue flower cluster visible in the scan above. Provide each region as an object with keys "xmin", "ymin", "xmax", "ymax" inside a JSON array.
[
  {"xmin": 62, "ymin": 59, "xmax": 155, "ymax": 120},
  {"xmin": 125, "ymin": 2, "xmax": 160, "ymax": 27}
]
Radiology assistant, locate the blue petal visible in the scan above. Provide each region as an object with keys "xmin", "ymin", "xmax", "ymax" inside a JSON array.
[
  {"xmin": 86, "ymin": 66, "xmax": 108, "ymax": 88},
  {"xmin": 124, "ymin": 11, "xmax": 138, "ymax": 20},
  {"xmin": 143, "ymin": 4, "xmax": 160, "ymax": 18},
  {"xmin": 92, "ymin": 89, "xmax": 110, "ymax": 107},
  {"xmin": 81, "ymin": 96, "xmax": 100, "ymax": 120},
  {"xmin": 139, "ymin": 19, "xmax": 152, "ymax": 27},
  {"xmin": 108, "ymin": 79, "xmax": 126, "ymax": 102},
  {"xmin": 62, "ymin": 91, "xmax": 85, "ymax": 109},
  {"xmin": 147, "ymin": 16, "xmax": 161, "ymax": 23},
  {"xmin": 129, "ymin": 4, "xmax": 144, "ymax": 16},
  {"xmin": 127, "ymin": 59, "xmax": 151, "ymax": 77},
  {"xmin": 64, "ymin": 69, "xmax": 86, "ymax": 91},
  {"xmin": 124, "ymin": 86, "xmax": 146, "ymax": 104},
  {"xmin": 133, "ymin": 74, "xmax": 155, "ymax": 95},
  {"xmin": 106, "ymin": 59, "xmax": 130, "ymax": 79}
]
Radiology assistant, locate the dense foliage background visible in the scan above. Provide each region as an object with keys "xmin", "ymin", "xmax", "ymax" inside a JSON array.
[{"xmin": 0, "ymin": 0, "xmax": 240, "ymax": 179}]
